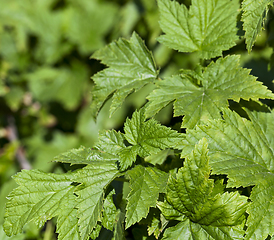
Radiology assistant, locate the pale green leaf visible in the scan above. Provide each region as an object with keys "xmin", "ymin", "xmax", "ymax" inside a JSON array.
[
  {"xmin": 119, "ymin": 109, "xmax": 184, "ymax": 170},
  {"xmin": 4, "ymin": 170, "xmax": 76, "ymax": 237},
  {"xmin": 162, "ymin": 219, "xmax": 244, "ymax": 240},
  {"xmin": 0, "ymin": 225, "xmax": 25, "ymax": 240},
  {"xmin": 125, "ymin": 165, "xmax": 169, "ymax": 229},
  {"xmin": 53, "ymin": 146, "xmax": 119, "ymax": 165},
  {"xmin": 91, "ymin": 32, "xmax": 158, "ymax": 116},
  {"xmin": 241, "ymin": 0, "xmax": 274, "ymax": 52},
  {"xmin": 74, "ymin": 161, "xmax": 119, "ymax": 240},
  {"xmin": 157, "ymin": 0, "xmax": 239, "ymax": 59},
  {"xmin": 182, "ymin": 108, "xmax": 274, "ymax": 239},
  {"xmin": 166, "ymin": 138, "xmax": 248, "ymax": 227},
  {"xmin": 146, "ymin": 55, "xmax": 274, "ymax": 128}
]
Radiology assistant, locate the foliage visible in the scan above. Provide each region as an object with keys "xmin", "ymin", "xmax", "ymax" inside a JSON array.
[{"xmin": 2, "ymin": 0, "xmax": 274, "ymax": 240}]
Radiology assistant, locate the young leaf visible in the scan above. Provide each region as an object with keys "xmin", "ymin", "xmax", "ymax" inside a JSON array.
[
  {"xmin": 4, "ymin": 170, "xmax": 76, "ymax": 237},
  {"xmin": 125, "ymin": 165, "xmax": 169, "ymax": 229},
  {"xmin": 119, "ymin": 109, "xmax": 184, "ymax": 170},
  {"xmin": 162, "ymin": 219, "xmax": 244, "ymax": 240},
  {"xmin": 146, "ymin": 55, "xmax": 274, "ymax": 128},
  {"xmin": 74, "ymin": 161, "xmax": 119, "ymax": 240},
  {"xmin": 157, "ymin": 0, "xmax": 239, "ymax": 59},
  {"xmin": 241, "ymin": 0, "xmax": 274, "ymax": 52},
  {"xmin": 166, "ymin": 138, "xmax": 248, "ymax": 226},
  {"xmin": 182, "ymin": 108, "xmax": 274, "ymax": 240},
  {"xmin": 91, "ymin": 32, "xmax": 158, "ymax": 116},
  {"xmin": 160, "ymin": 139, "xmax": 247, "ymax": 239}
]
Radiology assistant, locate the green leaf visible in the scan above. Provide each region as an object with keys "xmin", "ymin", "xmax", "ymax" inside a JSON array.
[
  {"xmin": 4, "ymin": 170, "xmax": 76, "ymax": 237},
  {"xmin": 112, "ymin": 210, "xmax": 126, "ymax": 240},
  {"xmin": 157, "ymin": 200, "xmax": 184, "ymax": 221},
  {"xmin": 166, "ymin": 138, "xmax": 248, "ymax": 227},
  {"xmin": 0, "ymin": 225, "xmax": 25, "ymax": 240},
  {"xmin": 27, "ymin": 61, "xmax": 88, "ymax": 110},
  {"xmin": 182, "ymin": 108, "xmax": 274, "ymax": 239},
  {"xmin": 102, "ymin": 189, "xmax": 117, "ymax": 231},
  {"xmin": 146, "ymin": 55, "xmax": 274, "ymax": 128},
  {"xmin": 96, "ymin": 130, "xmax": 126, "ymax": 155},
  {"xmin": 91, "ymin": 32, "xmax": 158, "ymax": 116},
  {"xmin": 125, "ymin": 165, "xmax": 169, "ymax": 229},
  {"xmin": 157, "ymin": 0, "xmax": 239, "ymax": 59},
  {"xmin": 162, "ymin": 219, "xmax": 244, "ymax": 240},
  {"xmin": 56, "ymin": 191, "xmax": 80, "ymax": 240},
  {"xmin": 119, "ymin": 109, "xmax": 184, "ymax": 170},
  {"xmin": 241, "ymin": 0, "xmax": 274, "ymax": 52},
  {"xmin": 74, "ymin": 161, "xmax": 119, "ymax": 240},
  {"xmin": 64, "ymin": 0, "xmax": 118, "ymax": 54},
  {"xmin": 53, "ymin": 146, "xmax": 119, "ymax": 165}
]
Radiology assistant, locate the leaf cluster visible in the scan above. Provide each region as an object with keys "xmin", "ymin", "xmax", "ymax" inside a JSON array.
[{"xmin": 4, "ymin": 0, "xmax": 274, "ymax": 240}]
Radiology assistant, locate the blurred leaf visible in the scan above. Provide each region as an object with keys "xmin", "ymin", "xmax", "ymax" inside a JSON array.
[
  {"xmin": 4, "ymin": 87, "xmax": 24, "ymax": 111},
  {"xmin": 25, "ymin": 131, "xmax": 79, "ymax": 172},
  {"xmin": 0, "ymin": 142, "xmax": 19, "ymax": 174},
  {"xmin": 64, "ymin": 0, "xmax": 118, "ymax": 54},
  {"xmin": 27, "ymin": 61, "xmax": 89, "ymax": 110}
]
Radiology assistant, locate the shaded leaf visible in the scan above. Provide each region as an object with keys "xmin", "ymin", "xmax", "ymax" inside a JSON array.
[{"xmin": 242, "ymin": 0, "xmax": 274, "ymax": 52}]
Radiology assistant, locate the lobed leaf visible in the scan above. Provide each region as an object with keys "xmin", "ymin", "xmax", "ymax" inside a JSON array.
[
  {"xmin": 125, "ymin": 165, "xmax": 169, "ymax": 229},
  {"xmin": 146, "ymin": 55, "xmax": 274, "ymax": 128},
  {"xmin": 182, "ymin": 108, "xmax": 274, "ymax": 239},
  {"xmin": 166, "ymin": 138, "xmax": 248, "ymax": 227},
  {"xmin": 91, "ymin": 32, "xmax": 158, "ymax": 116},
  {"xmin": 4, "ymin": 170, "xmax": 76, "ymax": 237},
  {"xmin": 157, "ymin": 0, "xmax": 239, "ymax": 59},
  {"xmin": 119, "ymin": 108, "xmax": 184, "ymax": 170}
]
